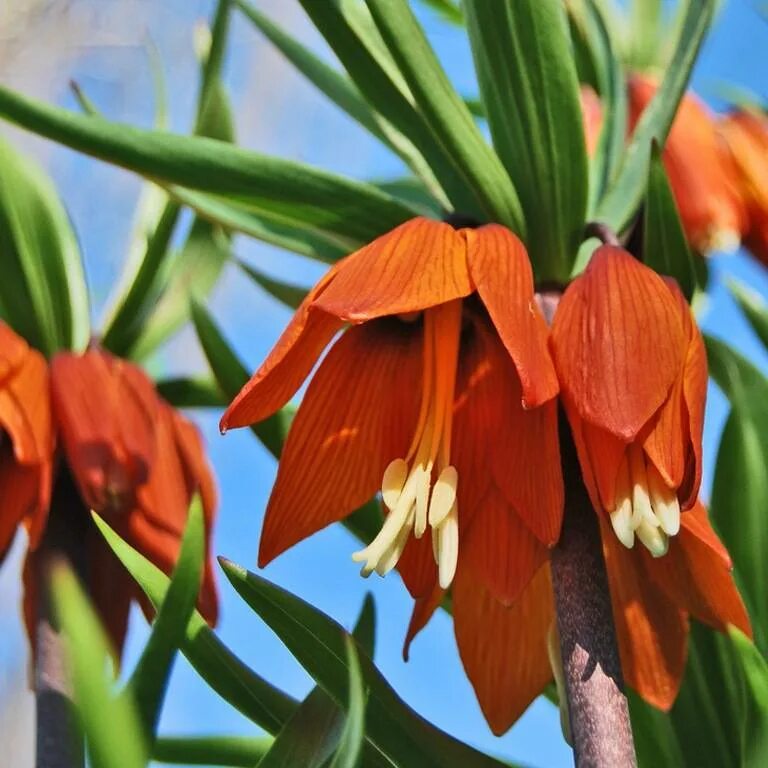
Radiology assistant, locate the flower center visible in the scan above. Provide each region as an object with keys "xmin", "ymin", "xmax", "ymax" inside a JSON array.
[
  {"xmin": 609, "ymin": 443, "xmax": 680, "ymax": 557},
  {"xmin": 352, "ymin": 299, "xmax": 463, "ymax": 589}
]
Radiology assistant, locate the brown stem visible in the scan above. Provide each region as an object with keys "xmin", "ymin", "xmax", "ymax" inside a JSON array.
[
  {"xmin": 584, "ymin": 221, "xmax": 621, "ymax": 247},
  {"xmin": 35, "ymin": 471, "xmax": 86, "ymax": 768},
  {"xmin": 551, "ymin": 417, "xmax": 637, "ymax": 768}
]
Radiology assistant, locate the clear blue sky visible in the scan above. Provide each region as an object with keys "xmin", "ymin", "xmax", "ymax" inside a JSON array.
[{"xmin": 2, "ymin": 2, "xmax": 768, "ymax": 766}]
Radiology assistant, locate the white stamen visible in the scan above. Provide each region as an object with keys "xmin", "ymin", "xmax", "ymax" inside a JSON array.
[
  {"xmin": 610, "ymin": 499, "xmax": 635, "ymax": 549},
  {"xmin": 428, "ymin": 465, "xmax": 458, "ymax": 528},
  {"xmin": 647, "ymin": 463, "xmax": 681, "ymax": 536},
  {"xmin": 636, "ymin": 518, "xmax": 669, "ymax": 558},
  {"xmin": 413, "ymin": 463, "xmax": 432, "ymax": 539},
  {"xmin": 381, "ymin": 458, "xmax": 408, "ymax": 510},
  {"xmin": 629, "ymin": 446, "xmax": 657, "ymax": 528},
  {"xmin": 436, "ymin": 503, "xmax": 459, "ymax": 589},
  {"xmin": 375, "ymin": 508, "xmax": 415, "ymax": 576}
]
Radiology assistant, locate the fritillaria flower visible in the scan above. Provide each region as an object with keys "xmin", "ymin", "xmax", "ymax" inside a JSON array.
[
  {"xmin": 0, "ymin": 323, "xmax": 52, "ymax": 564},
  {"xmin": 628, "ymin": 74, "xmax": 747, "ymax": 254},
  {"xmin": 719, "ymin": 109, "xmax": 768, "ymax": 264},
  {"xmin": 222, "ymin": 216, "xmax": 563, "ymax": 596}
]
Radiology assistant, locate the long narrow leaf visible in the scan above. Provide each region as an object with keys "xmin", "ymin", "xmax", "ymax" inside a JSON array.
[
  {"xmin": 155, "ymin": 376, "xmax": 226, "ymax": 409},
  {"xmin": 329, "ymin": 637, "xmax": 367, "ymax": 768},
  {"xmin": 729, "ymin": 280, "xmax": 768, "ymax": 353},
  {"xmin": 153, "ymin": 735, "xmax": 273, "ymax": 766},
  {"xmin": 237, "ymin": 260, "xmax": 308, "ymax": 310}
]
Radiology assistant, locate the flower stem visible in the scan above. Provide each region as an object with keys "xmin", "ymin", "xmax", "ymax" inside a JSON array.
[
  {"xmin": 584, "ymin": 221, "xmax": 621, "ymax": 247},
  {"xmin": 550, "ymin": 419, "xmax": 637, "ymax": 767},
  {"xmin": 35, "ymin": 472, "xmax": 86, "ymax": 768}
]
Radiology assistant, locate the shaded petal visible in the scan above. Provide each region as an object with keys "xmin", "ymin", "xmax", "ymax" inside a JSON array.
[
  {"xmin": 453, "ymin": 564, "xmax": 554, "ymax": 735},
  {"xmin": 0, "ymin": 322, "xmax": 28, "ymax": 380},
  {"xmin": 462, "ymin": 484, "xmax": 548, "ymax": 605},
  {"xmin": 396, "ymin": 525, "xmax": 437, "ymax": 599},
  {"xmin": 258, "ymin": 320, "xmax": 422, "ymax": 567},
  {"xmin": 221, "ymin": 264, "xmax": 343, "ymax": 429},
  {"xmin": 601, "ymin": 517, "xmax": 688, "ymax": 710},
  {"xmin": 402, "ymin": 582, "xmax": 444, "ymax": 661},
  {"xmin": 578, "ymin": 418, "xmax": 627, "ymax": 513},
  {"xmin": 551, "ymin": 246, "xmax": 686, "ymax": 440},
  {"xmin": 314, "ymin": 217, "xmax": 472, "ymax": 322},
  {"xmin": 466, "ymin": 225, "xmax": 558, "ymax": 407},
  {"xmin": 642, "ymin": 376, "xmax": 686, "ymax": 491},
  {"xmin": 646, "ymin": 518, "xmax": 751, "ymax": 637},
  {"xmin": 681, "ymin": 501, "xmax": 731, "ymax": 566},
  {"xmin": 0, "ymin": 450, "xmax": 47, "ymax": 557},
  {"xmin": 580, "ymin": 85, "xmax": 604, "ymax": 157}
]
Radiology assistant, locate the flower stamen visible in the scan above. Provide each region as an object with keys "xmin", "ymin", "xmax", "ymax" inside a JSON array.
[{"xmin": 352, "ymin": 299, "xmax": 463, "ymax": 587}]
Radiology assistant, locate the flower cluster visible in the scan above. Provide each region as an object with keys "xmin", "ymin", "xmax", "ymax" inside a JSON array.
[
  {"xmin": 0, "ymin": 334, "xmax": 218, "ymax": 655},
  {"xmin": 222, "ymin": 217, "xmax": 749, "ymax": 733}
]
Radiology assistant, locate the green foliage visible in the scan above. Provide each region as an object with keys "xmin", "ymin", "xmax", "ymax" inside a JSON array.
[{"xmin": 153, "ymin": 735, "xmax": 274, "ymax": 766}]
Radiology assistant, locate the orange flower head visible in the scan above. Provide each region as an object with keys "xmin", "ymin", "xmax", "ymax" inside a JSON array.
[
  {"xmin": 0, "ymin": 323, "xmax": 53, "ymax": 560},
  {"xmin": 222, "ymin": 217, "xmax": 562, "ymax": 594},
  {"xmin": 49, "ymin": 347, "xmax": 218, "ymax": 649},
  {"xmin": 718, "ymin": 109, "xmax": 768, "ymax": 264},
  {"xmin": 628, "ymin": 74, "xmax": 748, "ymax": 253},
  {"xmin": 551, "ymin": 246, "xmax": 706, "ymax": 557}
]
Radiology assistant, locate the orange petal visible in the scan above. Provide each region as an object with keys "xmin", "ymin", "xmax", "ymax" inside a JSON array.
[
  {"xmin": 578, "ymin": 417, "xmax": 628, "ymax": 513},
  {"xmin": 0, "ymin": 451, "xmax": 47, "ymax": 558},
  {"xmin": 466, "ymin": 224, "xmax": 558, "ymax": 407},
  {"xmin": 453, "ymin": 564, "xmax": 554, "ymax": 735},
  {"xmin": 462, "ymin": 484, "xmax": 548, "ymax": 605},
  {"xmin": 457, "ymin": 314, "xmax": 562, "ymax": 543},
  {"xmin": 551, "ymin": 246, "xmax": 686, "ymax": 441},
  {"xmin": 258, "ymin": 320, "xmax": 422, "ymax": 567},
  {"xmin": 402, "ymin": 582, "xmax": 444, "ymax": 661},
  {"xmin": 646, "ymin": 520, "xmax": 751, "ymax": 638},
  {"xmin": 681, "ymin": 301, "xmax": 707, "ymax": 508},
  {"xmin": 642, "ymin": 376, "xmax": 686, "ymax": 490},
  {"xmin": 221, "ymin": 264, "xmax": 343, "ymax": 429},
  {"xmin": 397, "ymin": 524, "xmax": 437, "ymax": 599},
  {"xmin": 629, "ymin": 76, "xmax": 747, "ymax": 252},
  {"xmin": 0, "ymin": 322, "xmax": 29, "ymax": 380},
  {"xmin": 680, "ymin": 500, "xmax": 731, "ymax": 566},
  {"xmin": 601, "ymin": 517, "xmax": 688, "ymax": 710},
  {"xmin": 580, "ymin": 85, "xmax": 604, "ymax": 157},
  {"xmin": 313, "ymin": 217, "xmax": 472, "ymax": 322}
]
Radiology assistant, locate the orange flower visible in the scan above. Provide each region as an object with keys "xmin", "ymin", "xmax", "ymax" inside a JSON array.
[
  {"xmin": 580, "ymin": 85, "xmax": 603, "ymax": 157},
  {"xmin": 47, "ymin": 348, "xmax": 218, "ymax": 650},
  {"xmin": 0, "ymin": 323, "xmax": 52, "ymax": 562},
  {"xmin": 628, "ymin": 74, "xmax": 747, "ymax": 254},
  {"xmin": 718, "ymin": 110, "xmax": 768, "ymax": 265},
  {"xmin": 406, "ymin": 500, "xmax": 749, "ymax": 733},
  {"xmin": 222, "ymin": 216, "xmax": 562, "ymax": 597}
]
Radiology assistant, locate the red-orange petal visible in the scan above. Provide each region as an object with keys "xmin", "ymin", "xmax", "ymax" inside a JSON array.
[
  {"xmin": 680, "ymin": 501, "xmax": 731, "ymax": 566},
  {"xmin": 461, "ymin": 484, "xmax": 548, "ymax": 605},
  {"xmin": 221, "ymin": 266, "xmax": 343, "ymax": 429},
  {"xmin": 551, "ymin": 246, "xmax": 686, "ymax": 441},
  {"xmin": 601, "ymin": 517, "xmax": 688, "ymax": 710},
  {"xmin": 453, "ymin": 564, "xmax": 554, "ymax": 734},
  {"xmin": 466, "ymin": 224, "xmax": 558, "ymax": 408},
  {"xmin": 402, "ymin": 581, "xmax": 444, "ymax": 661},
  {"xmin": 580, "ymin": 85, "xmax": 604, "ymax": 157},
  {"xmin": 0, "ymin": 322, "xmax": 29, "ymax": 380},
  {"xmin": 258, "ymin": 320, "xmax": 422, "ymax": 567},
  {"xmin": 642, "ymin": 375, "xmax": 687, "ymax": 491},
  {"xmin": 396, "ymin": 523, "xmax": 438, "ymax": 599},
  {"xmin": 313, "ymin": 217, "xmax": 472, "ymax": 322}
]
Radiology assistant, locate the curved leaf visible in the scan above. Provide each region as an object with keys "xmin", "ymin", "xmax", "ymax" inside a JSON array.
[{"xmin": 153, "ymin": 735, "xmax": 273, "ymax": 766}]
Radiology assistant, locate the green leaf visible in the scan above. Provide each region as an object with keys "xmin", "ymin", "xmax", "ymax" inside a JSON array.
[
  {"xmin": 153, "ymin": 735, "xmax": 274, "ymax": 766},
  {"xmin": 298, "ymin": 0, "xmax": 479, "ymax": 216},
  {"xmin": 365, "ymin": 0, "xmax": 524, "ymax": 230},
  {"xmin": 93, "ymin": 513, "xmax": 299, "ymax": 734},
  {"xmin": 220, "ymin": 562, "xmax": 512, "ymax": 768},
  {"xmin": 237, "ymin": 260, "xmax": 308, "ymax": 310},
  {"xmin": 464, "ymin": 0, "xmax": 587, "ymax": 281},
  {"xmin": 190, "ymin": 300, "xmax": 294, "ymax": 458},
  {"xmin": 155, "ymin": 376, "xmax": 226, "ymax": 409},
  {"xmin": 418, "ymin": 0, "xmax": 464, "ymax": 25},
  {"xmin": 642, "ymin": 141, "xmax": 697, "ymax": 299},
  {"xmin": 256, "ymin": 598, "xmax": 375, "ymax": 768},
  {"xmin": 595, "ymin": 0, "xmax": 715, "ymax": 234},
  {"xmin": 0, "ymin": 136, "xmax": 90, "ymax": 355},
  {"xmin": 730, "ymin": 628, "xmax": 768, "ymax": 765},
  {"xmin": 51, "ymin": 564, "xmax": 146, "ymax": 768},
  {"xmin": 626, "ymin": 0, "xmax": 664, "ymax": 70},
  {"xmin": 0, "ymin": 85, "xmax": 417, "ymax": 247},
  {"xmin": 728, "ymin": 280, "xmax": 768, "ymax": 353},
  {"xmin": 125, "ymin": 498, "xmax": 205, "ymax": 744},
  {"xmin": 705, "ymin": 335, "xmax": 768, "ymax": 656},
  {"xmin": 372, "ymin": 176, "xmax": 443, "ymax": 217},
  {"xmin": 329, "ymin": 637, "xmax": 367, "ymax": 768}
]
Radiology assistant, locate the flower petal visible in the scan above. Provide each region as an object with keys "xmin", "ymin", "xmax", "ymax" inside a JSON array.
[
  {"xmin": 221, "ymin": 264, "xmax": 343, "ymax": 430},
  {"xmin": 396, "ymin": 525, "xmax": 437, "ymax": 599},
  {"xmin": 0, "ymin": 448, "xmax": 44, "ymax": 558},
  {"xmin": 601, "ymin": 517, "xmax": 688, "ymax": 710},
  {"xmin": 466, "ymin": 224, "xmax": 558, "ymax": 407},
  {"xmin": 313, "ymin": 217, "xmax": 472, "ymax": 322},
  {"xmin": 258, "ymin": 320, "xmax": 422, "ymax": 567},
  {"xmin": 453, "ymin": 564, "xmax": 554, "ymax": 735},
  {"xmin": 551, "ymin": 246, "xmax": 686, "ymax": 441},
  {"xmin": 0, "ymin": 322, "xmax": 28, "ymax": 381},
  {"xmin": 642, "ymin": 376, "xmax": 686, "ymax": 490},
  {"xmin": 680, "ymin": 501, "xmax": 731, "ymax": 566},
  {"xmin": 462, "ymin": 484, "xmax": 548, "ymax": 605},
  {"xmin": 402, "ymin": 582, "xmax": 444, "ymax": 661}
]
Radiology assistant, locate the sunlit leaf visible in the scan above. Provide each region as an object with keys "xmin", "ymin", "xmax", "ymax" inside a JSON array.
[
  {"xmin": 329, "ymin": 636, "xmax": 367, "ymax": 768},
  {"xmin": 464, "ymin": 0, "xmax": 587, "ymax": 281}
]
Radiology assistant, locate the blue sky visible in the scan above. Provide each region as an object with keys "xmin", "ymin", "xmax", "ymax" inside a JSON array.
[{"xmin": 1, "ymin": 2, "xmax": 768, "ymax": 766}]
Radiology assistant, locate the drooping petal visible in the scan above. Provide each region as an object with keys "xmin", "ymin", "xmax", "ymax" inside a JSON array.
[
  {"xmin": 313, "ymin": 217, "xmax": 472, "ymax": 322},
  {"xmin": 0, "ymin": 451, "xmax": 46, "ymax": 558},
  {"xmin": 629, "ymin": 75, "xmax": 747, "ymax": 253},
  {"xmin": 576, "ymin": 417, "xmax": 627, "ymax": 513},
  {"xmin": 453, "ymin": 564, "xmax": 554, "ymax": 735},
  {"xmin": 580, "ymin": 85, "xmax": 604, "ymax": 157},
  {"xmin": 402, "ymin": 582, "xmax": 444, "ymax": 661},
  {"xmin": 551, "ymin": 246, "xmax": 686, "ymax": 441},
  {"xmin": 221, "ymin": 265, "xmax": 343, "ymax": 429},
  {"xmin": 466, "ymin": 225, "xmax": 558, "ymax": 407},
  {"xmin": 0, "ymin": 323, "xmax": 28, "ymax": 380},
  {"xmin": 601, "ymin": 517, "xmax": 688, "ymax": 710},
  {"xmin": 461, "ymin": 484, "xmax": 548, "ymax": 605},
  {"xmin": 396, "ymin": 525, "xmax": 437, "ymax": 599},
  {"xmin": 455, "ymin": 313, "xmax": 562, "ymax": 544},
  {"xmin": 680, "ymin": 501, "xmax": 731, "ymax": 566},
  {"xmin": 258, "ymin": 320, "xmax": 422, "ymax": 567},
  {"xmin": 642, "ymin": 375, "xmax": 687, "ymax": 491}
]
